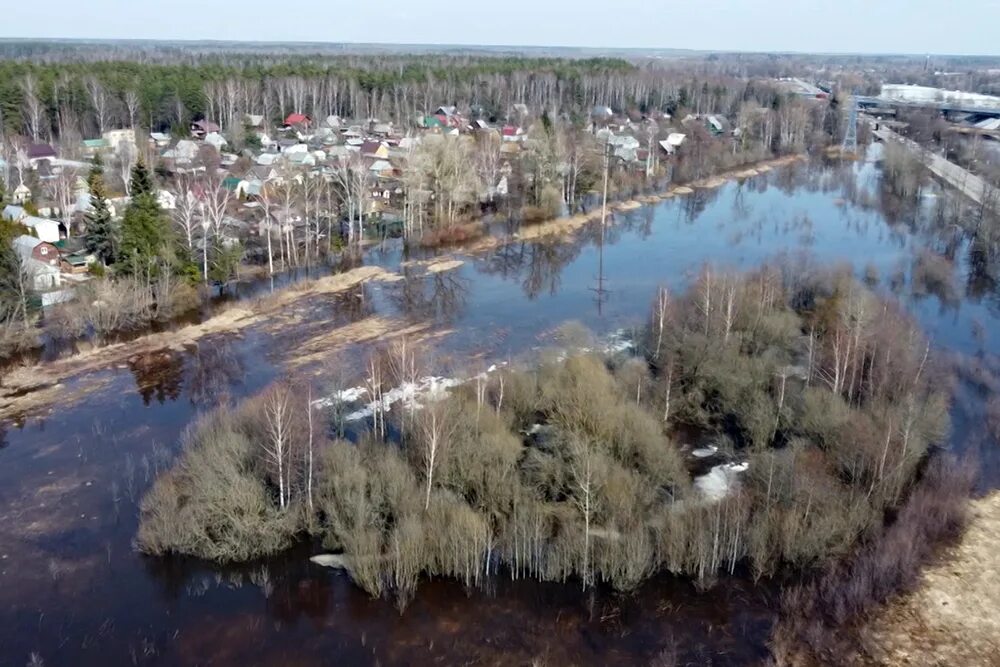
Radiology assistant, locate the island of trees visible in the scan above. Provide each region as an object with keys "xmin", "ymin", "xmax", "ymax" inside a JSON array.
[{"xmin": 138, "ymin": 263, "xmax": 950, "ymax": 608}]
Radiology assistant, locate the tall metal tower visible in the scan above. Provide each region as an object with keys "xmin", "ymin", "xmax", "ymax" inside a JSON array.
[{"xmin": 841, "ymin": 91, "xmax": 859, "ymax": 155}]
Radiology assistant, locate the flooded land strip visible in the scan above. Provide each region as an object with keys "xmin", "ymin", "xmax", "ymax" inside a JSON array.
[{"xmin": 0, "ymin": 154, "xmax": 803, "ymax": 421}]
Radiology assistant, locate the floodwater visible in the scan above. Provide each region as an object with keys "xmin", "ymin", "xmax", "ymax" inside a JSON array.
[{"xmin": 2, "ymin": 145, "xmax": 1000, "ymax": 665}]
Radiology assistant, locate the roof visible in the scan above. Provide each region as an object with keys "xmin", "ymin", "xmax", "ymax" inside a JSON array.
[
  {"xmin": 27, "ymin": 143, "xmax": 57, "ymax": 159},
  {"xmin": 284, "ymin": 113, "xmax": 310, "ymax": 126},
  {"xmin": 222, "ymin": 176, "xmax": 243, "ymax": 191},
  {"xmin": 191, "ymin": 119, "xmax": 220, "ymax": 133},
  {"xmin": 2, "ymin": 205, "xmax": 27, "ymax": 221},
  {"xmin": 13, "ymin": 235, "xmax": 42, "ymax": 258},
  {"xmin": 204, "ymin": 132, "xmax": 228, "ymax": 148},
  {"xmin": 369, "ymin": 159, "xmax": 393, "ymax": 173},
  {"xmin": 361, "ymin": 140, "xmax": 385, "ymax": 155},
  {"xmin": 22, "ymin": 215, "xmax": 59, "ymax": 229},
  {"xmin": 83, "ymin": 139, "xmax": 108, "ymax": 149},
  {"xmin": 423, "ymin": 116, "xmax": 444, "ymax": 128}
]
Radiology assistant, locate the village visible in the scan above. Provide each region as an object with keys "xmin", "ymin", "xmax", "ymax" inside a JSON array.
[{"xmin": 1, "ymin": 100, "xmax": 767, "ymax": 306}]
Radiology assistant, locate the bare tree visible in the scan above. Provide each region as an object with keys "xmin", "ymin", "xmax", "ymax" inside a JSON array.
[
  {"xmin": 261, "ymin": 383, "xmax": 294, "ymax": 510},
  {"xmin": 21, "ymin": 74, "xmax": 44, "ymax": 141},
  {"xmin": 86, "ymin": 77, "xmax": 111, "ymax": 135},
  {"xmin": 416, "ymin": 400, "xmax": 458, "ymax": 511},
  {"xmin": 173, "ymin": 176, "xmax": 201, "ymax": 252}
]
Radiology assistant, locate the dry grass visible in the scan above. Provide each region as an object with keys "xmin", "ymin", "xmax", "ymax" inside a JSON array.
[
  {"xmin": 863, "ymin": 493, "xmax": 1000, "ymax": 666},
  {"xmin": 0, "ymin": 265, "xmax": 404, "ymax": 419}
]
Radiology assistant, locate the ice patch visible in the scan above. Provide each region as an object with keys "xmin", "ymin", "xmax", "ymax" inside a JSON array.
[
  {"xmin": 315, "ymin": 364, "xmax": 503, "ymax": 422},
  {"xmin": 694, "ymin": 462, "xmax": 749, "ymax": 501}
]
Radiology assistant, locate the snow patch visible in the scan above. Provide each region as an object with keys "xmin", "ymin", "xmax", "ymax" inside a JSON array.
[
  {"xmin": 694, "ymin": 462, "xmax": 749, "ymax": 501},
  {"xmin": 315, "ymin": 364, "xmax": 503, "ymax": 423},
  {"xmin": 691, "ymin": 445, "xmax": 718, "ymax": 459}
]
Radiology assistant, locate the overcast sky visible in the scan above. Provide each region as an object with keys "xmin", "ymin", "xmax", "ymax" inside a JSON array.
[{"xmin": 4, "ymin": 0, "xmax": 999, "ymax": 55}]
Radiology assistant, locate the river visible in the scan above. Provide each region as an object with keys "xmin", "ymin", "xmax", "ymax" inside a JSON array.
[{"xmin": 2, "ymin": 145, "xmax": 999, "ymax": 665}]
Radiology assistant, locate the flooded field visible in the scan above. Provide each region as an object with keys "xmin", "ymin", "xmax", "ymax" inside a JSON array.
[{"xmin": 2, "ymin": 147, "xmax": 999, "ymax": 665}]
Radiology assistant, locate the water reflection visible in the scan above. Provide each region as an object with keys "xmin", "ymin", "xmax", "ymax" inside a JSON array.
[{"xmin": 389, "ymin": 267, "xmax": 470, "ymax": 323}]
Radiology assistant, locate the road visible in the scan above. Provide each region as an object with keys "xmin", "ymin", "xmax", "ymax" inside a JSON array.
[{"xmin": 871, "ymin": 122, "xmax": 999, "ymax": 213}]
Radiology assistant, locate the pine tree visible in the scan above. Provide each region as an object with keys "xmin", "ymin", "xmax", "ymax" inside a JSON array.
[
  {"xmin": 0, "ymin": 217, "xmax": 29, "ymax": 325},
  {"xmin": 84, "ymin": 158, "xmax": 119, "ymax": 266},
  {"xmin": 120, "ymin": 160, "xmax": 167, "ymax": 275},
  {"xmin": 129, "ymin": 159, "xmax": 155, "ymax": 197}
]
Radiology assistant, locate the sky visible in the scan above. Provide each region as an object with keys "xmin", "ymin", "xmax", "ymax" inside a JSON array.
[{"xmin": 4, "ymin": 0, "xmax": 999, "ymax": 56}]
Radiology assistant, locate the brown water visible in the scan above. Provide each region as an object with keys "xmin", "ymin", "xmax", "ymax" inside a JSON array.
[{"xmin": 2, "ymin": 147, "xmax": 999, "ymax": 665}]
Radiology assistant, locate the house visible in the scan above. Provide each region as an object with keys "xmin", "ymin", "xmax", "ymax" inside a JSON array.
[
  {"xmin": 434, "ymin": 106, "xmax": 458, "ymax": 119},
  {"xmin": 245, "ymin": 114, "xmax": 265, "ymax": 129},
  {"xmin": 361, "ymin": 141, "xmax": 390, "ymax": 159},
  {"xmin": 659, "ymin": 133, "xmax": 687, "ymax": 155},
  {"xmin": 502, "ymin": 126, "xmax": 525, "ymax": 142},
  {"xmin": 284, "ymin": 113, "xmax": 311, "ymax": 129},
  {"xmin": 103, "ymin": 128, "xmax": 137, "ymax": 153},
  {"xmin": 23, "ymin": 258, "xmax": 62, "ymax": 290},
  {"xmin": 60, "ymin": 252, "xmax": 92, "ymax": 274},
  {"xmin": 369, "ymin": 159, "xmax": 393, "ymax": 176},
  {"xmin": 162, "ymin": 140, "xmax": 199, "ymax": 164},
  {"xmin": 372, "ymin": 122, "xmax": 393, "ymax": 136},
  {"xmin": 21, "ymin": 216, "xmax": 62, "ymax": 243},
  {"xmin": 13, "ymin": 235, "xmax": 59, "ymax": 266},
  {"xmin": 249, "ymin": 165, "xmax": 278, "ymax": 182},
  {"xmin": 422, "ymin": 115, "xmax": 445, "ymax": 129},
  {"xmin": 82, "ymin": 138, "xmax": 109, "ymax": 156},
  {"xmin": 26, "ymin": 143, "xmax": 58, "ymax": 167},
  {"xmin": 204, "ymin": 132, "xmax": 228, "ymax": 151},
  {"xmin": 13, "ymin": 235, "xmax": 62, "ymax": 290},
  {"xmin": 705, "ymin": 115, "xmax": 727, "ymax": 135},
  {"xmin": 2, "ymin": 204, "xmax": 27, "ymax": 222},
  {"xmin": 255, "ymin": 152, "xmax": 279, "ymax": 166},
  {"xmin": 190, "ymin": 119, "xmax": 221, "ymax": 140},
  {"xmin": 149, "ymin": 132, "xmax": 171, "ymax": 148},
  {"xmin": 11, "ymin": 185, "xmax": 32, "ymax": 205}
]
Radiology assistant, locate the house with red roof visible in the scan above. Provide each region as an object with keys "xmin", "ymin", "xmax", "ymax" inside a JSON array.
[{"xmin": 284, "ymin": 113, "xmax": 311, "ymax": 129}]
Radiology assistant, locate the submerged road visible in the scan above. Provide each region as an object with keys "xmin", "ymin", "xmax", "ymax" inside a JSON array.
[{"xmin": 870, "ymin": 121, "xmax": 1000, "ymax": 213}]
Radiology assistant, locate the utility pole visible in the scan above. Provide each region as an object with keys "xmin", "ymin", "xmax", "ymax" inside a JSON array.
[{"xmin": 591, "ymin": 139, "xmax": 611, "ymax": 315}]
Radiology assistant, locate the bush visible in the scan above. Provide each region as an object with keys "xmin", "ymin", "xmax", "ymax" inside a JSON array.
[{"xmin": 136, "ymin": 408, "xmax": 301, "ymax": 561}]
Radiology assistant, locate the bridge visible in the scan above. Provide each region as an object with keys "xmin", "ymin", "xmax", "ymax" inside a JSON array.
[{"xmin": 856, "ymin": 95, "xmax": 1000, "ymax": 119}]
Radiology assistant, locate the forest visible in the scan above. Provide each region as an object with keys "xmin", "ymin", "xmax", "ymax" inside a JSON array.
[
  {"xmin": 0, "ymin": 53, "xmax": 828, "ymax": 143},
  {"xmin": 137, "ymin": 262, "xmax": 951, "ymax": 610}
]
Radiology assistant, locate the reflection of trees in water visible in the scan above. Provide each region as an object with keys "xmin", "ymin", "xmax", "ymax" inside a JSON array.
[
  {"xmin": 681, "ymin": 188, "xmax": 721, "ymax": 223},
  {"xmin": 128, "ymin": 339, "xmax": 247, "ymax": 407},
  {"xmin": 129, "ymin": 351, "xmax": 184, "ymax": 406},
  {"xmin": 389, "ymin": 268, "xmax": 470, "ymax": 323},
  {"xmin": 185, "ymin": 339, "xmax": 247, "ymax": 407},
  {"xmin": 482, "ymin": 239, "xmax": 584, "ymax": 300}
]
